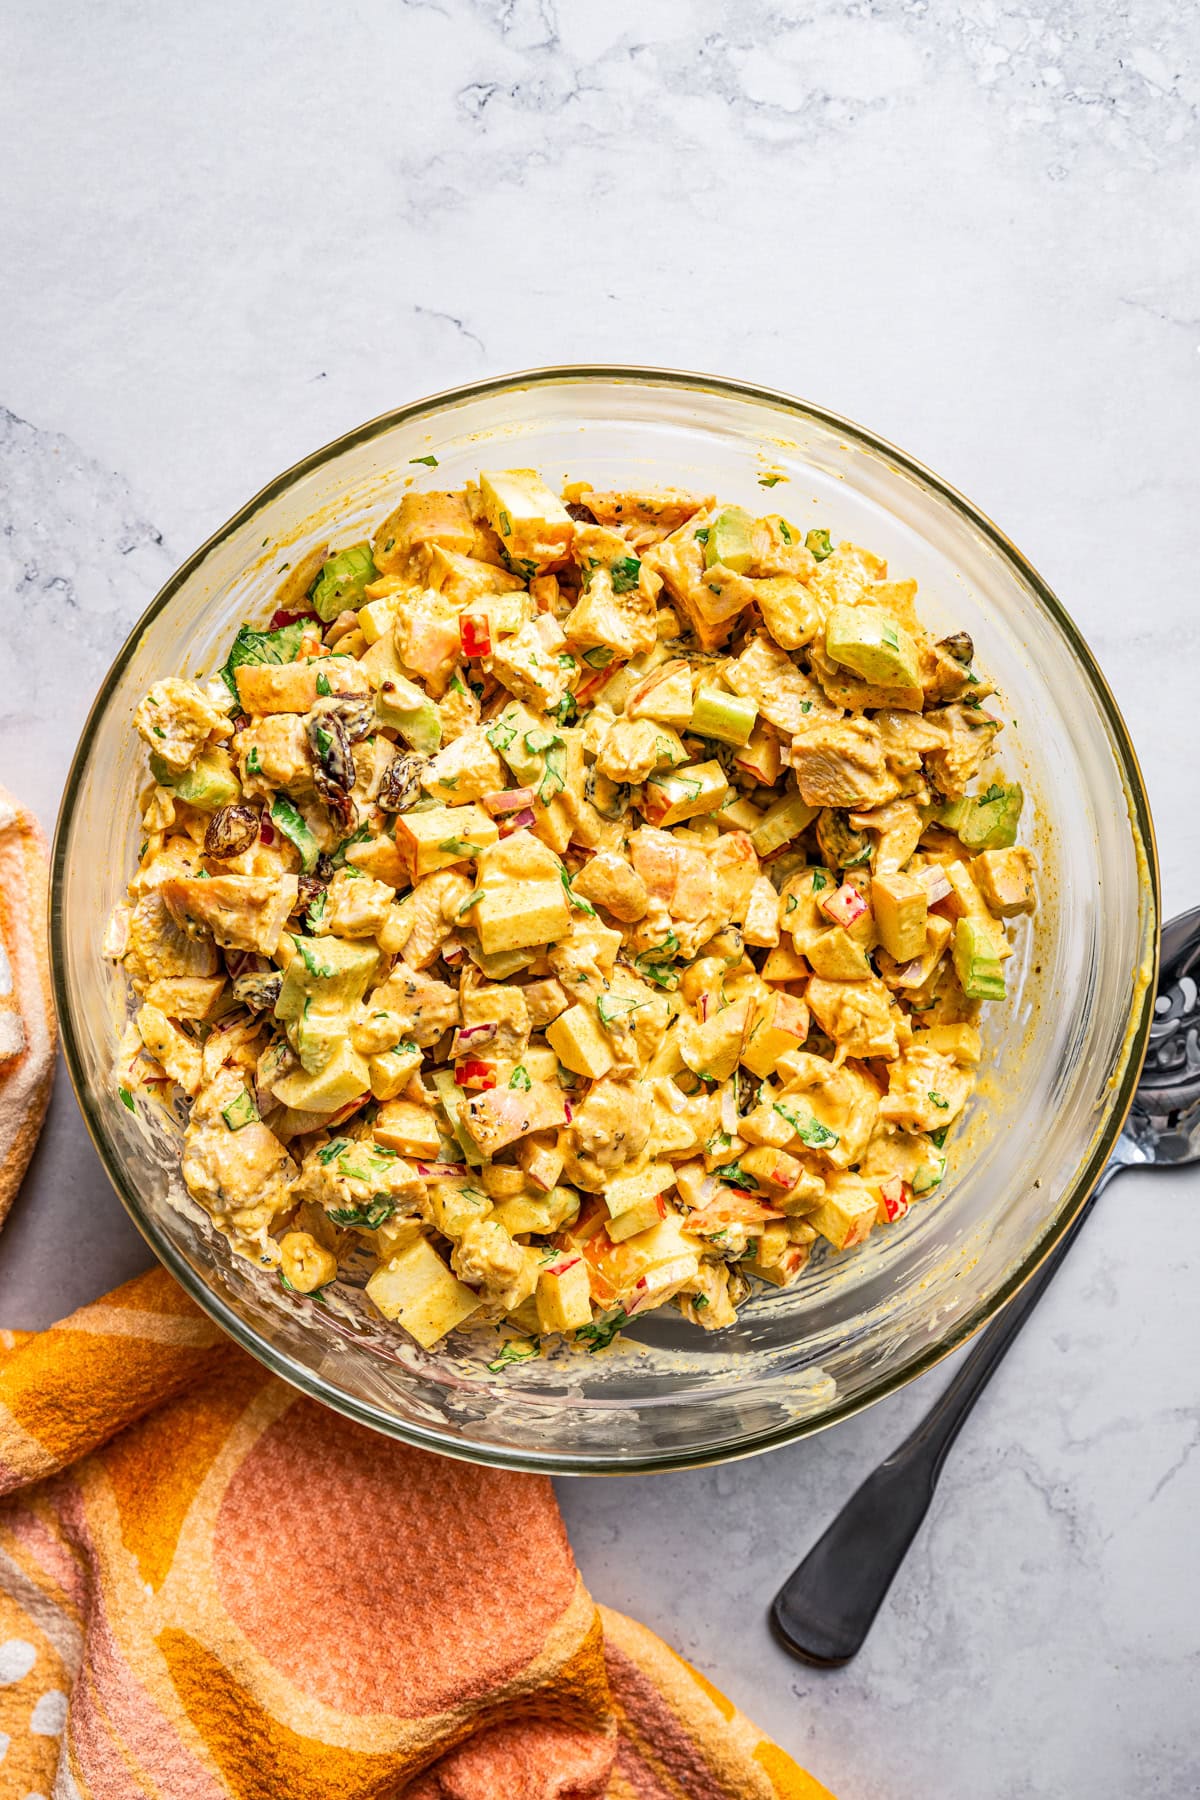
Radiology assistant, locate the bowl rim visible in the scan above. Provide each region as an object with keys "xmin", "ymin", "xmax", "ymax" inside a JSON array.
[{"xmin": 50, "ymin": 363, "xmax": 1160, "ymax": 1474}]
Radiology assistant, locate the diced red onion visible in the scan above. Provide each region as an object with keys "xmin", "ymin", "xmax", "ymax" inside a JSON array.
[
  {"xmin": 499, "ymin": 808, "xmax": 536, "ymax": 836},
  {"xmin": 720, "ymin": 1085, "xmax": 739, "ymax": 1133},
  {"xmin": 415, "ymin": 1161, "xmax": 468, "ymax": 1178},
  {"xmin": 563, "ymin": 1101, "xmax": 573, "ymax": 1123}
]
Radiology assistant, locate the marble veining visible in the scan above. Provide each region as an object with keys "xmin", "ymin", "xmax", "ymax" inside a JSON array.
[{"xmin": 2, "ymin": 2, "xmax": 1196, "ymax": 1793}]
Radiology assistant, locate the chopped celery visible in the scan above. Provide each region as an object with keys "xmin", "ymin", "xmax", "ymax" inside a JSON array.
[
  {"xmin": 310, "ymin": 543, "xmax": 378, "ymax": 622},
  {"xmin": 688, "ymin": 684, "xmax": 759, "ymax": 747}
]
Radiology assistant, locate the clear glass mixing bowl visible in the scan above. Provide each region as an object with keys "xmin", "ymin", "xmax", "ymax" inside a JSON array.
[{"xmin": 51, "ymin": 368, "xmax": 1158, "ymax": 1473}]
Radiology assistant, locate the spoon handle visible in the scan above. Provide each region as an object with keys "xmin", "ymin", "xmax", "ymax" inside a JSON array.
[{"xmin": 771, "ymin": 1157, "xmax": 1128, "ymax": 1667}]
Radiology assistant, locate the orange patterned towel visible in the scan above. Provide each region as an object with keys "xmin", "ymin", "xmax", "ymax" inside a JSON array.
[
  {"xmin": 0, "ymin": 1268, "xmax": 834, "ymax": 1799},
  {"xmin": 0, "ymin": 789, "xmax": 56, "ymax": 1224}
]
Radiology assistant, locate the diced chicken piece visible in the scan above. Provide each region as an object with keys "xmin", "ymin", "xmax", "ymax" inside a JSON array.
[
  {"xmin": 571, "ymin": 487, "xmax": 712, "ymax": 548},
  {"xmin": 921, "ymin": 705, "xmax": 1002, "ymax": 798},
  {"xmin": 181, "ymin": 1072, "xmax": 296, "ymax": 1236},
  {"xmin": 726, "ymin": 633, "xmax": 837, "ymax": 735},
  {"xmin": 395, "ymin": 869, "xmax": 476, "ymax": 970},
  {"xmin": 370, "ymin": 966, "xmax": 461, "ymax": 1046},
  {"xmin": 324, "ymin": 870, "xmax": 396, "ymax": 939},
  {"xmin": 421, "ymin": 726, "xmax": 507, "ymax": 806},
  {"xmin": 879, "ymin": 1046, "xmax": 972, "ymax": 1133},
  {"xmin": 569, "ymin": 851, "xmax": 648, "ymax": 924},
  {"xmin": 451, "ymin": 1218, "xmax": 538, "ymax": 1313},
  {"xmin": 135, "ymin": 1002, "xmax": 202, "ymax": 1096},
  {"xmin": 235, "ymin": 715, "xmax": 313, "ymax": 795},
  {"xmin": 595, "ymin": 717, "xmax": 672, "ymax": 785},
  {"xmin": 563, "ymin": 569, "xmax": 657, "ymax": 659},
  {"xmin": 560, "ymin": 1078, "xmax": 651, "ymax": 1191},
  {"xmin": 774, "ymin": 1053, "xmax": 880, "ymax": 1169},
  {"xmin": 521, "ymin": 977, "xmax": 571, "ymax": 1030},
  {"xmin": 753, "ymin": 577, "xmax": 823, "ymax": 652},
  {"xmin": 391, "ymin": 590, "xmax": 464, "ymax": 693},
  {"xmin": 162, "ymin": 875, "xmax": 299, "ymax": 956},
  {"xmin": 806, "ymin": 975, "xmax": 901, "ymax": 1061},
  {"xmin": 425, "ymin": 546, "xmax": 526, "ymax": 607},
  {"xmin": 135, "ymin": 677, "xmax": 231, "ymax": 774},
  {"xmin": 790, "ymin": 719, "xmax": 900, "ymax": 811},
  {"xmin": 373, "ymin": 491, "xmax": 477, "ymax": 575},
  {"xmin": 124, "ymin": 891, "xmax": 220, "ymax": 984},
  {"xmin": 490, "ymin": 617, "xmax": 574, "ymax": 713}
]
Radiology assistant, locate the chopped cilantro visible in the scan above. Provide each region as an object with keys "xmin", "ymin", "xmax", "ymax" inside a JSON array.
[
  {"xmin": 410, "ymin": 453, "xmax": 439, "ymax": 466},
  {"xmin": 561, "ymin": 868, "xmax": 596, "ymax": 917},
  {"xmin": 773, "ymin": 1102, "xmax": 839, "ymax": 1149},
  {"xmin": 246, "ymin": 746, "xmax": 262, "ymax": 774},
  {"xmin": 487, "ymin": 1337, "xmax": 540, "ymax": 1372},
  {"xmin": 720, "ymin": 1162, "xmax": 759, "ymax": 1191},
  {"xmin": 316, "ymin": 672, "xmax": 331, "ymax": 697},
  {"xmin": 499, "ymin": 509, "xmax": 512, "ymax": 537},
  {"xmin": 118, "ymin": 1084, "xmax": 136, "ymax": 1113},
  {"xmin": 218, "ymin": 618, "xmax": 308, "ymax": 699},
  {"xmin": 758, "ymin": 473, "xmax": 784, "ymax": 488},
  {"xmin": 928, "ymin": 1091, "xmax": 950, "ymax": 1110},
  {"xmin": 610, "ymin": 556, "xmax": 641, "ymax": 594},
  {"xmin": 329, "ymin": 1198, "xmax": 395, "ymax": 1229},
  {"xmin": 811, "ymin": 871, "xmax": 828, "ymax": 891},
  {"xmin": 576, "ymin": 1307, "xmax": 628, "ymax": 1353}
]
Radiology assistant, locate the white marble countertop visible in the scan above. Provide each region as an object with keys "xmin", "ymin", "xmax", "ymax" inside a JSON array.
[{"xmin": 2, "ymin": 3, "xmax": 1197, "ymax": 1793}]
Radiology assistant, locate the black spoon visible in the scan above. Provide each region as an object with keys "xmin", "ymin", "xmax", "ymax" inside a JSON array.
[{"xmin": 771, "ymin": 904, "xmax": 1200, "ymax": 1668}]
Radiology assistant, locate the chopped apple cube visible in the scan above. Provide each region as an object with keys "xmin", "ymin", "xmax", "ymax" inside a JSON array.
[
  {"xmin": 365, "ymin": 1238, "xmax": 483, "ymax": 1346},
  {"xmin": 536, "ymin": 1257, "xmax": 594, "ymax": 1333},
  {"xmin": 394, "ymin": 803, "xmax": 498, "ymax": 878},
  {"xmin": 546, "ymin": 1004, "xmax": 615, "ymax": 1079}
]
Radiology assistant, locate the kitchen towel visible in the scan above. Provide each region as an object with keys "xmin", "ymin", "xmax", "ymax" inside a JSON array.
[
  {"xmin": 0, "ymin": 1268, "xmax": 834, "ymax": 1799},
  {"xmin": 0, "ymin": 789, "xmax": 55, "ymax": 1224}
]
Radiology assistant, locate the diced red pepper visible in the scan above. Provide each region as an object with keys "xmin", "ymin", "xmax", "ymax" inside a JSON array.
[
  {"xmin": 539, "ymin": 1252, "xmax": 582, "ymax": 1278},
  {"xmin": 819, "ymin": 881, "xmax": 869, "ymax": 929},
  {"xmin": 455, "ymin": 1059, "xmax": 498, "ymax": 1091},
  {"xmin": 270, "ymin": 607, "xmax": 317, "ymax": 629},
  {"xmin": 878, "ymin": 1177, "xmax": 912, "ymax": 1223},
  {"xmin": 460, "ymin": 613, "xmax": 492, "ymax": 658}
]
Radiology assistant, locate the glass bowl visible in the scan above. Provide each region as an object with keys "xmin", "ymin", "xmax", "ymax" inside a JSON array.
[{"xmin": 51, "ymin": 367, "xmax": 1158, "ymax": 1474}]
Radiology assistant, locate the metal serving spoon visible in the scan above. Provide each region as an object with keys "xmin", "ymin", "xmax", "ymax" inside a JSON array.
[{"xmin": 772, "ymin": 904, "xmax": 1200, "ymax": 1668}]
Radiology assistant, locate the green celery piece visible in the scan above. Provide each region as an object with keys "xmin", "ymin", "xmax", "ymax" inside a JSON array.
[
  {"xmin": 689, "ymin": 684, "xmax": 758, "ymax": 747},
  {"xmin": 310, "ymin": 543, "xmax": 378, "ymax": 622}
]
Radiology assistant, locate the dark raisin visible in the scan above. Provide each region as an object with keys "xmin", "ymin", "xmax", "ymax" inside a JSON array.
[
  {"xmin": 377, "ymin": 752, "xmax": 428, "ymax": 813},
  {"xmin": 204, "ymin": 804, "xmax": 260, "ymax": 859},
  {"xmin": 306, "ymin": 709, "xmax": 355, "ymax": 792},
  {"xmin": 232, "ymin": 971, "xmax": 283, "ymax": 1012},
  {"xmin": 937, "ymin": 631, "xmax": 974, "ymax": 666},
  {"xmin": 566, "ymin": 500, "xmax": 597, "ymax": 524}
]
